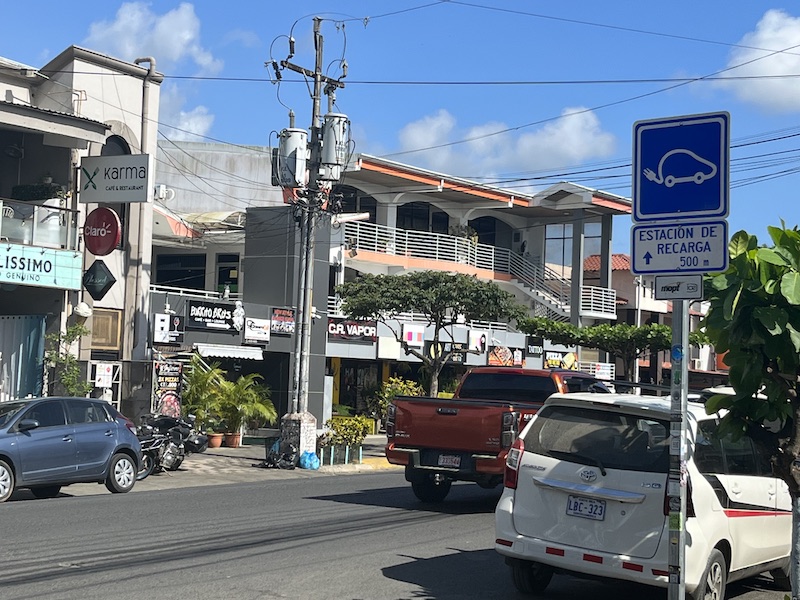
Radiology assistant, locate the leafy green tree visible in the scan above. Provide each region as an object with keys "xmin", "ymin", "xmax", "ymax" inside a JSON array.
[
  {"xmin": 521, "ymin": 318, "xmax": 707, "ymax": 380},
  {"xmin": 45, "ymin": 324, "xmax": 92, "ymax": 397},
  {"xmin": 703, "ymin": 225, "xmax": 800, "ymax": 592},
  {"xmin": 337, "ymin": 271, "xmax": 525, "ymax": 397}
]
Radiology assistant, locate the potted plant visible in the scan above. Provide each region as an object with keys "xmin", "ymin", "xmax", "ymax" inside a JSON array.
[
  {"xmin": 181, "ymin": 355, "xmax": 225, "ymax": 431},
  {"xmin": 216, "ymin": 373, "xmax": 277, "ymax": 448}
]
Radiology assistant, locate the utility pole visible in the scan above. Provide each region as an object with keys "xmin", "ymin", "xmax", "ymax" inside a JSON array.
[{"xmin": 275, "ymin": 17, "xmax": 347, "ymax": 456}]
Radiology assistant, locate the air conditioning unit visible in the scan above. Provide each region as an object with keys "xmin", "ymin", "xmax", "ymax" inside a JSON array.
[{"xmin": 691, "ymin": 358, "xmax": 703, "ymax": 370}]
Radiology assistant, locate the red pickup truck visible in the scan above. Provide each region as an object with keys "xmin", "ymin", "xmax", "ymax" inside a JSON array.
[{"xmin": 385, "ymin": 366, "xmax": 611, "ymax": 502}]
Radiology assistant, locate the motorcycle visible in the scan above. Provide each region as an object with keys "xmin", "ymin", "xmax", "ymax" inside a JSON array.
[
  {"xmin": 141, "ymin": 413, "xmax": 209, "ymax": 455},
  {"xmin": 136, "ymin": 414, "xmax": 208, "ymax": 480}
]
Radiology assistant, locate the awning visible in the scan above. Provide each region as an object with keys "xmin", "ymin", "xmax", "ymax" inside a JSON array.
[
  {"xmin": 194, "ymin": 343, "xmax": 263, "ymax": 360},
  {"xmin": 153, "ymin": 204, "xmax": 202, "ymax": 239}
]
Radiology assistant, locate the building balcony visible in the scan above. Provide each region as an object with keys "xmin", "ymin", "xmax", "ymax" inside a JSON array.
[
  {"xmin": 341, "ymin": 221, "xmax": 617, "ymax": 321},
  {"xmin": 0, "ymin": 198, "xmax": 78, "ymax": 250}
]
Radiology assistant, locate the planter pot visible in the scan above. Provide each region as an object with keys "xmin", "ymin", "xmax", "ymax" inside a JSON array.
[
  {"xmin": 319, "ymin": 445, "xmax": 362, "ymax": 465},
  {"xmin": 207, "ymin": 433, "xmax": 224, "ymax": 448},
  {"xmin": 224, "ymin": 432, "xmax": 242, "ymax": 448}
]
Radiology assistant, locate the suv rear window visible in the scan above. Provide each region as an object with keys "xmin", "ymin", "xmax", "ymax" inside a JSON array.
[
  {"xmin": 522, "ymin": 405, "xmax": 670, "ymax": 473},
  {"xmin": 458, "ymin": 372, "xmax": 558, "ymax": 403}
]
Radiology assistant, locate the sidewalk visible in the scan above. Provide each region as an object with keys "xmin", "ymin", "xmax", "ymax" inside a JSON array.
[{"xmin": 197, "ymin": 433, "xmax": 396, "ymax": 473}]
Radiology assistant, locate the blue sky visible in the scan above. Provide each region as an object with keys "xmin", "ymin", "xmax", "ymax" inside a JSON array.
[{"xmin": 4, "ymin": 1, "xmax": 800, "ymax": 254}]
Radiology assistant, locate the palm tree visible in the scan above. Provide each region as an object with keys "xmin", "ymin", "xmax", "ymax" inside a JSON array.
[{"xmin": 217, "ymin": 373, "xmax": 277, "ymax": 435}]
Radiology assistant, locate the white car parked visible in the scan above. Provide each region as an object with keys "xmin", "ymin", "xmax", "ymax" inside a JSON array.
[{"xmin": 494, "ymin": 393, "xmax": 792, "ymax": 599}]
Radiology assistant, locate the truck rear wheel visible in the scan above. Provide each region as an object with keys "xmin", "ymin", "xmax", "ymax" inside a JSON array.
[{"xmin": 411, "ymin": 474, "xmax": 451, "ymax": 503}]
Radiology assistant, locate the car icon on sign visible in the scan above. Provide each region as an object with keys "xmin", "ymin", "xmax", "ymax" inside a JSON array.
[{"xmin": 643, "ymin": 149, "xmax": 717, "ymax": 188}]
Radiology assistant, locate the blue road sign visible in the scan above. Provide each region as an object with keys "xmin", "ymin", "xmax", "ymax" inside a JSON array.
[{"xmin": 633, "ymin": 112, "xmax": 729, "ymax": 222}]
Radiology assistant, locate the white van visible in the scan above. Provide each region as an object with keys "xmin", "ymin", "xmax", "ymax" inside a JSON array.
[{"xmin": 494, "ymin": 393, "xmax": 791, "ymax": 599}]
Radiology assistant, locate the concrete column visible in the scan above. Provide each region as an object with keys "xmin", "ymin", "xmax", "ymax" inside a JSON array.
[{"xmin": 570, "ymin": 209, "xmax": 585, "ymax": 327}]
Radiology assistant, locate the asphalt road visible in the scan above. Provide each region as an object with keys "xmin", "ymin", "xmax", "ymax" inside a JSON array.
[{"xmin": 0, "ymin": 471, "xmax": 790, "ymax": 600}]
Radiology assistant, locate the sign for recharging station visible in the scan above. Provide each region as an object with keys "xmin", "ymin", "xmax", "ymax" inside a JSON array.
[
  {"xmin": 631, "ymin": 219, "xmax": 728, "ymax": 275},
  {"xmin": 633, "ymin": 112, "xmax": 729, "ymax": 222}
]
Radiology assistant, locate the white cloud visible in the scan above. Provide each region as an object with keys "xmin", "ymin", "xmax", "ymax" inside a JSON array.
[
  {"xmin": 717, "ymin": 9, "xmax": 800, "ymax": 113},
  {"xmin": 395, "ymin": 108, "xmax": 615, "ymax": 183},
  {"xmin": 84, "ymin": 2, "xmax": 219, "ymax": 139},
  {"xmin": 158, "ymin": 85, "xmax": 214, "ymax": 141},
  {"xmin": 84, "ymin": 2, "xmax": 223, "ymax": 75}
]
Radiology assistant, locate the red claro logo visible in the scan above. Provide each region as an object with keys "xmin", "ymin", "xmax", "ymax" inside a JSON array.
[{"xmin": 83, "ymin": 207, "xmax": 121, "ymax": 256}]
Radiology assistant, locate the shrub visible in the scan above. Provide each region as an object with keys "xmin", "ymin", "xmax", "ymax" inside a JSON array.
[
  {"xmin": 322, "ymin": 416, "xmax": 373, "ymax": 447},
  {"xmin": 366, "ymin": 376, "xmax": 425, "ymax": 422}
]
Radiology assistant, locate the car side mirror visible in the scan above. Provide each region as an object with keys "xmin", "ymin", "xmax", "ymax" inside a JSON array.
[{"xmin": 17, "ymin": 418, "xmax": 40, "ymax": 432}]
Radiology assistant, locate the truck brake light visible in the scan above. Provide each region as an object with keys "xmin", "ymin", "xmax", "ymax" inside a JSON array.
[
  {"xmin": 504, "ymin": 438, "xmax": 524, "ymax": 489},
  {"xmin": 386, "ymin": 403, "xmax": 396, "ymax": 438}
]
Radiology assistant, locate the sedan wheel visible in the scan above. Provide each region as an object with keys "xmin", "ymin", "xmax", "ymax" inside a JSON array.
[
  {"xmin": 105, "ymin": 453, "xmax": 136, "ymax": 494},
  {"xmin": 0, "ymin": 459, "xmax": 14, "ymax": 502}
]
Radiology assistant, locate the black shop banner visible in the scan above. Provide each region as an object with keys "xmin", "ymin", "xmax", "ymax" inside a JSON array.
[
  {"xmin": 327, "ymin": 317, "xmax": 378, "ymax": 342},
  {"xmin": 186, "ymin": 299, "xmax": 237, "ymax": 332}
]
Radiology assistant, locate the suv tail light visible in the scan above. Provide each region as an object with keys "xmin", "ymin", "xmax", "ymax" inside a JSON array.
[
  {"xmin": 501, "ymin": 411, "xmax": 518, "ymax": 448},
  {"xmin": 663, "ymin": 477, "xmax": 695, "ymax": 517},
  {"xmin": 504, "ymin": 438, "xmax": 524, "ymax": 489}
]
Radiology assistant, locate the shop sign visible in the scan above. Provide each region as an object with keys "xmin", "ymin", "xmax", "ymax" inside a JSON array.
[
  {"xmin": 469, "ymin": 330, "xmax": 487, "ymax": 353},
  {"xmin": 270, "ymin": 307, "xmax": 295, "ymax": 335},
  {"xmin": 79, "ymin": 154, "xmax": 153, "ymax": 204},
  {"xmin": 544, "ymin": 350, "xmax": 579, "ymax": 370},
  {"xmin": 83, "ymin": 260, "xmax": 116, "ymax": 301},
  {"xmin": 244, "ymin": 317, "xmax": 271, "ymax": 345},
  {"xmin": 153, "ymin": 313, "xmax": 185, "ymax": 345},
  {"xmin": 153, "ymin": 361, "xmax": 183, "ymax": 418},
  {"xmin": 0, "ymin": 243, "xmax": 81, "ymax": 290},
  {"xmin": 94, "ymin": 362, "xmax": 114, "ymax": 388},
  {"xmin": 186, "ymin": 299, "xmax": 237, "ymax": 332},
  {"xmin": 488, "ymin": 345, "xmax": 524, "ymax": 367},
  {"xmin": 83, "ymin": 207, "xmax": 121, "ymax": 256},
  {"xmin": 424, "ymin": 341, "xmax": 467, "ymax": 364},
  {"xmin": 327, "ymin": 317, "xmax": 377, "ymax": 342},
  {"xmin": 526, "ymin": 336, "xmax": 544, "ymax": 358}
]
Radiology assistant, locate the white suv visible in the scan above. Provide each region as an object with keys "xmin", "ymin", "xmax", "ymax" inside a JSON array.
[{"xmin": 494, "ymin": 393, "xmax": 791, "ymax": 599}]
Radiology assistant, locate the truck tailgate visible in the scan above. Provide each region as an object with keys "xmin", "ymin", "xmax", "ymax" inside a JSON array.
[{"xmin": 391, "ymin": 396, "xmax": 519, "ymax": 454}]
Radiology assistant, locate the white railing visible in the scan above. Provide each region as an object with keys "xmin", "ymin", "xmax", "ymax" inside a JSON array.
[
  {"xmin": 150, "ymin": 284, "xmax": 242, "ymax": 300},
  {"xmin": 581, "ymin": 286, "xmax": 618, "ymax": 318},
  {"xmin": 343, "ymin": 221, "xmax": 616, "ymax": 318},
  {"xmin": 326, "ymin": 295, "xmax": 513, "ymax": 331}
]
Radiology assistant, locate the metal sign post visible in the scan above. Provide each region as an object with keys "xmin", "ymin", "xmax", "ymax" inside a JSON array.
[
  {"xmin": 668, "ymin": 300, "xmax": 689, "ymax": 600},
  {"xmin": 631, "ymin": 111, "xmax": 730, "ymax": 600}
]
